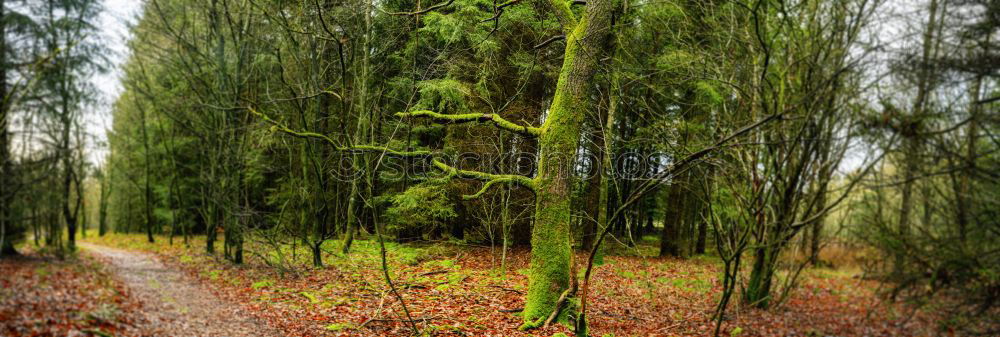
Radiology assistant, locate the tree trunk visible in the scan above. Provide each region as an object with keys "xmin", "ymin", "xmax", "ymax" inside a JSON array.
[
  {"xmin": 694, "ymin": 214, "xmax": 708, "ymax": 255},
  {"xmin": 744, "ymin": 246, "xmax": 775, "ymax": 308},
  {"xmin": 0, "ymin": 0, "xmax": 13, "ymax": 256},
  {"xmin": 694, "ymin": 168, "xmax": 712, "ymax": 255},
  {"xmin": 809, "ymin": 218, "xmax": 822, "ymax": 264},
  {"xmin": 580, "ymin": 131, "xmax": 602, "ymax": 251},
  {"xmin": 644, "ymin": 205, "xmax": 654, "ymax": 237},
  {"xmin": 205, "ymin": 0, "xmax": 226, "ymax": 255},
  {"xmin": 956, "ymin": 70, "xmax": 982, "ymax": 242},
  {"xmin": 659, "ymin": 179, "xmax": 685, "ymax": 257},
  {"xmin": 61, "ymin": 83, "xmax": 77, "ymax": 252},
  {"xmin": 895, "ymin": 0, "xmax": 940, "ymax": 275},
  {"xmin": 521, "ymin": 0, "xmax": 613, "ymax": 326},
  {"xmin": 342, "ymin": 0, "xmax": 373, "ymax": 255},
  {"xmin": 139, "ymin": 95, "xmax": 155, "ymax": 244},
  {"xmin": 342, "ymin": 184, "xmax": 358, "ymax": 254},
  {"xmin": 32, "ymin": 207, "xmax": 39, "ymax": 247},
  {"xmin": 205, "ymin": 184, "xmax": 217, "ymax": 254}
]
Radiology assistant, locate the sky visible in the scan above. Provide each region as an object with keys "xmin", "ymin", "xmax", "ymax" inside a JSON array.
[{"xmin": 86, "ymin": 0, "xmax": 143, "ymax": 166}]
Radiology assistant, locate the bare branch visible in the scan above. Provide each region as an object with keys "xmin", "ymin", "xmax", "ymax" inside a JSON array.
[
  {"xmin": 250, "ymin": 107, "xmax": 433, "ymax": 157},
  {"xmin": 975, "ymin": 95, "xmax": 1000, "ymax": 105},
  {"xmin": 533, "ymin": 35, "xmax": 565, "ymax": 49},
  {"xmin": 384, "ymin": 0, "xmax": 455, "ymax": 16}
]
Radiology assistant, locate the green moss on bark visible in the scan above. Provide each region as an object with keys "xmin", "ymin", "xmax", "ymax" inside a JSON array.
[
  {"xmin": 520, "ymin": 19, "xmax": 589, "ymax": 326},
  {"xmin": 522, "ymin": 187, "xmax": 573, "ymax": 324}
]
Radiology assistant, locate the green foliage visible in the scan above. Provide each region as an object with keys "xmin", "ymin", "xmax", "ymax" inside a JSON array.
[
  {"xmin": 693, "ymin": 81, "xmax": 723, "ymax": 106},
  {"xmin": 251, "ymin": 280, "xmax": 273, "ymax": 289},
  {"xmin": 299, "ymin": 291, "xmax": 319, "ymax": 303},
  {"xmin": 384, "ymin": 180, "xmax": 458, "ymax": 237},
  {"xmin": 415, "ymin": 79, "xmax": 468, "ymax": 112},
  {"xmin": 655, "ymin": 50, "xmax": 697, "ymax": 74},
  {"xmin": 324, "ymin": 322, "xmax": 356, "ymax": 331},
  {"xmin": 422, "ymin": 12, "xmax": 466, "ymax": 44}
]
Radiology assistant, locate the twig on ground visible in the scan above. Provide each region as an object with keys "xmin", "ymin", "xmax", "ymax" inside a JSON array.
[
  {"xmin": 420, "ymin": 270, "xmax": 448, "ymax": 276},
  {"xmin": 487, "ymin": 285, "xmax": 523, "ymax": 294}
]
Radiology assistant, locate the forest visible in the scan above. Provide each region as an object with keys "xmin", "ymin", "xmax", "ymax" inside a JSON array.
[{"xmin": 0, "ymin": 0, "xmax": 997, "ymax": 335}]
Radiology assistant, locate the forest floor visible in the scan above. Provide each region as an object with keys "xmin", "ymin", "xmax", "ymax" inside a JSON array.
[
  {"xmin": 79, "ymin": 243, "xmax": 280, "ymax": 336},
  {"xmin": 0, "ymin": 244, "xmax": 148, "ymax": 336},
  {"xmin": 0, "ymin": 242, "xmax": 279, "ymax": 336},
  {"xmin": 8, "ymin": 232, "xmax": 942, "ymax": 336}
]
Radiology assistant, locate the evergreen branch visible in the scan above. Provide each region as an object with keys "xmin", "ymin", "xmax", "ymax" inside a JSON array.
[{"xmin": 396, "ymin": 110, "xmax": 542, "ymax": 137}]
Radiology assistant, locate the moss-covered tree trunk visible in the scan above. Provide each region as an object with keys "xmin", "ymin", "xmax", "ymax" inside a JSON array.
[
  {"xmin": 521, "ymin": 0, "xmax": 612, "ymax": 326},
  {"xmin": 744, "ymin": 245, "xmax": 775, "ymax": 307}
]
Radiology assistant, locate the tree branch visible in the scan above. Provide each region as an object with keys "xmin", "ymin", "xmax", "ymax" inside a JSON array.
[
  {"xmin": 496, "ymin": 0, "xmax": 524, "ymax": 9},
  {"xmin": 396, "ymin": 110, "xmax": 542, "ymax": 137},
  {"xmin": 533, "ymin": 35, "xmax": 565, "ymax": 49},
  {"xmin": 431, "ymin": 160, "xmax": 535, "ymax": 192},
  {"xmin": 250, "ymin": 107, "xmax": 433, "ymax": 157},
  {"xmin": 546, "ymin": 0, "xmax": 579, "ymax": 32},
  {"xmin": 461, "ymin": 176, "xmax": 526, "ymax": 199},
  {"xmin": 251, "ymin": 106, "xmax": 339, "ymax": 146},
  {"xmin": 975, "ymin": 95, "xmax": 1000, "ymax": 105},
  {"xmin": 385, "ymin": 0, "xmax": 455, "ymax": 16},
  {"xmin": 252, "ymin": 107, "xmax": 535, "ymax": 191}
]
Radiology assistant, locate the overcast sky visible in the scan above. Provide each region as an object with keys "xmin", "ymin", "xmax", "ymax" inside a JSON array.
[{"xmin": 86, "ymin": 0, "xmax": 142, "ymax": 165}]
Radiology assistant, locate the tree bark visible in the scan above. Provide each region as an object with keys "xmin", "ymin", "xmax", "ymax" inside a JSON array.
[
  {"xmin": 660, "ymin": 176, "xmax": 686, "ymax": 258},
  {"xmin": 98, "ymin": 170, "xmax": 111, "ymax": 236},
  {"xmin": 580, "ymin": 129, "xmax": 603, "ymax": 251},
  {"xmin": 521, "ymin": 0, "xmax": 613, "ymax": 326},
  {"xmin": 0, "ymin": 0, "xmax": 14, "ymax": 256},
  {"xmin": 139, "ymin": 96, "xmax": 155, "ymax": 244}
]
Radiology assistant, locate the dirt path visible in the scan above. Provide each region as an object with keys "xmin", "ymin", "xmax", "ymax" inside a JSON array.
[{"xmin": 79, "ymin": 243, "xmax": 278, "ymax": 337}]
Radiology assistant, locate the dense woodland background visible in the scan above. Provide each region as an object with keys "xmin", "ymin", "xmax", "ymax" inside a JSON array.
[{"xmin": 1, "ymin": 0, "xmax": 998, "ymax": 335}]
